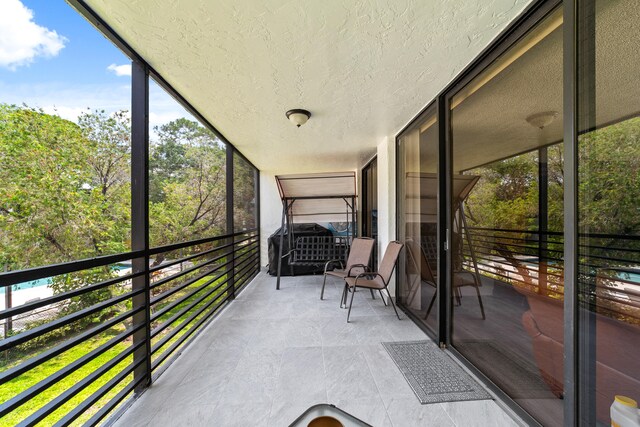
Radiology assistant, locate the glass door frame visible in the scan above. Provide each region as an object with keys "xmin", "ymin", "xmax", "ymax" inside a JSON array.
[{"xmin": 395, "ymin": 0, "xmax": 579, "ymax": 425}]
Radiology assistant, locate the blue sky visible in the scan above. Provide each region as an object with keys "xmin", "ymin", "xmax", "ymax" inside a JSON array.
[{"xmin": 0, "ymin": 0, "xmax": 189, "ymax": 130}]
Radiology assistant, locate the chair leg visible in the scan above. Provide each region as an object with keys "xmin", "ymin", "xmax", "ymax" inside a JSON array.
[
  {"xmin": 347, "ymin": 286, "xmax": 357, "ymax": 323},
  {"xmin": 379, "ymin": 290, "xmax": 387, "ymax": 306},
  {"xmin": 474, "ymin": 284, "xmax": 486, "ymax": 320},
  {"xmin": 370, "ymin": 289, "xmax": 376, "ymax": 300},
  {"xmin": 340, "ymin": 283, "xmax": 348, "ymax": 308},
  {"xmin": 425, "ymin": 290, "xmax": 437, "ymax": 319},
  {"xmin": 321, "ymin": 274, "xmax": 328, "ymax": 300},
  {"xmin": 385, "ymin": 288, "xmax": 401, "ymax": 320}
]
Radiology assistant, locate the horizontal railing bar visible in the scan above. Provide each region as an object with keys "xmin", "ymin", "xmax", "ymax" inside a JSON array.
[
  {"xmin": 231, "ymin": 252, "xmax": 260, "ymax": 278},
  {"xmin": 467, "ymin": 237, "xmax": 565, "ymax": 255},
  {"xmin": 150, "ymin": 249, "xmax": 244, "ymax": 303},
  {"xmin": 464, "ymin": 244, "xmax": 563, "ymax": 264},
  {"xmin": 468, "ymin": 226, "xmax": 640, "ymax": 242},
  {"xmin": 577, "ymin": 243, "xmax": 640, "ymax": 254},
  {"xmin": 235, "ymin": 268, "xmax": 259, "ymax": 293},
  {"xmin": 231, "ymin": 256, "xmax": 260, "ymax": 296},
  {"xmin": 55, "ymin": 358, "xmax": 144, "ymax": 427},
  {"xmin": 150, "ymin": 274, "xmax": 239, "ymax": 350},
  {"xmin": 232, "ymin": 246, "xmax": 259, "ymax": 265},
  {"xmin": 83, "ymin": 373, "xmax": 145, "ymax": 427},
  {"xmin": 148, "ymin": 229, "xmax": 257, "ymax": 256},
  {"xmin": 0, "ymin": 252, "xmax": 144, "ymax": 288},
  {"xmin": 235, "ymin": 241, "xmax": 259, "ymax": 252},
  {"xmin": 149, "ymin": 233, "xmax": 257, "ymax": 273},
  {"xmin": 467, "ymin": 240, "xmax": 563, "ymax": 255},
  {"xmin": 1, "ymin": 271, "xmax": 143, "ymax": 321},
  {"xmin": 474, "ymin": 266, "xmax": 564, "ymax": 295},
  {"xmin": 233, "ymin": 255, "xmax": 258, "ymax": 283},
  {"xmin": 233, "ymin": 259, "xmax": 260, "ymax": 289},
  {"xmin": 576, "ymin": 252, "xmax": 640, "ymax": 266},
  {"xmin": 150, "ymin": 253, "xmax": 256, "ymax": 335},
  {"xmin": 0, "ymin": 289, "xmax": 143, "ymax": 353},
  {"xmin": 590, "ymin": 290, "xmax": 640, "ymax": 310},
  {"xmin": 468, "ymin": 231, "xmax": 564, "ymax": 246},
  {"xmin": 149, "ymin": 248, "xmax": 234, "ymax": 293},
  {"xmin": 472, "ymin": 260, "xmax": 565, "ymax": 281},
  {"xmin": 0, "ymin": 306, "xmax": 143, "ymax": 385},
  {"xmin": 150, "ymin": 274, "xmax": 229, "ymax": 330},
  {"xmin": 149, "ymin": 236, "xmax": 256, "ymax": 294},
  {"xmin": 231, "ymin": 252, "xmax": 259, "ymax": 276},
  {"xmin": 15, "ymin": 337, "xmax": 144, "ymax": 426},
  {"xmin": 466, "ymin": 246, "xmax": 565, "ymax": 264},
  {"xmin": 234, "ymin": 238, "xmax": 259, "ymax": 250},
  {"xmin": 470, "ymin": 231, "xmax": 640, "ymax": 258},
  {"xmin": 467, "ymin": 226, "xmax": 563, "ymax": 236},
  {"xmin": 0, "ymin": 230, "xmax": 258, "ymax": 288},
  {"xmin": 151, "ymin": 293, "xmax": 231, "ymax": 371}
]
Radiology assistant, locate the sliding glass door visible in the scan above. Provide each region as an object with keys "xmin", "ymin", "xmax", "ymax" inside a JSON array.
[
  {"xmin": 448, "ymin": 7, "xmax": 564, "ymax": 425},
  {"xmin": 397, "ymin": 107, "xmax": 439, "ymax": 335}
]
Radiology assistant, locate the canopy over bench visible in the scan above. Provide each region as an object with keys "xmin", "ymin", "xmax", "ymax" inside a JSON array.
[{"xmin": 275, "ymin": 172, "xmax": 357, "ymax": 289}]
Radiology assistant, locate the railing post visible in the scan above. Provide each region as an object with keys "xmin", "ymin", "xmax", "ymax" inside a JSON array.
[
  {"xmin": 226, "ymin": 146, "xmax": 235, "ymax": 299},
  {"xmin": 131, "ymin": 59, "xmax": 151, "ymax": 392}
]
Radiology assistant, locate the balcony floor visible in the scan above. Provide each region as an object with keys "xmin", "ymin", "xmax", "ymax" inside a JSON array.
[{"xmin": 113, "ymin": 271, "xmax": 519, "ymax": 427}]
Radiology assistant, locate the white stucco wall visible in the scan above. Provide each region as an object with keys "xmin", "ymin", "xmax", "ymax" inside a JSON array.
[
  {"xmin": 374, "ymin": 136, "xmax": 397, "ymax": 295},
  {"xmin": 259, "ymin": 172, "xmax": 283, "ymax": 268}
]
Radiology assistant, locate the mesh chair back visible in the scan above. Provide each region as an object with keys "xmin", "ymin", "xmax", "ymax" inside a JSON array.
[
  {"xmin": 345, "ymin": 237, "xmax": 375, "ymax": 271},
  {"xmin": 405, "ymin": 239, "xmax": 435, "ymax": 283},
  {"xmin": 377, "ymin": 241, "xmax": 404, "ymax": 286}
]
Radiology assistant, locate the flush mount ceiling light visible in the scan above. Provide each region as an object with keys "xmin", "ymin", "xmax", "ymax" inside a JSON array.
[
  {"xmin": 286, "ymin": 109, "xmax": 311, "ymax": 127},
  {"xmin": 526, "ymin": 111, "xmax": 559, "ymax": 129}
]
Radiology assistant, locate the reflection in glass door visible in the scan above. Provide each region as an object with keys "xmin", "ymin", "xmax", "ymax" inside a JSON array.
[
  {"xmin": 449, "ymin": 7, "xmax": 564, "ymax": 425},
  {"xmin": 397, "ymin": 109, "xmax": 439, "ymax": 334},
  {"xmin": 576, "ymin": 0, "xmax": 640, "ymax": 424}
]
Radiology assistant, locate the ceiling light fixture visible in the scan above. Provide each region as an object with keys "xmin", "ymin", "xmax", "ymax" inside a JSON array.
[
  {"xmin": 526, "ymin": 111, "xmax": 559, "ymax": 129},
  {"xmin": 286, "ymin": 109, "xmax": 311, "ymax": 127}
]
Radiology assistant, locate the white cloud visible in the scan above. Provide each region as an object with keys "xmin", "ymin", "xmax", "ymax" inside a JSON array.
[
  {"xmin": 107, "ymin": 63, "xmax": 132, "ymax": 77},
  {"xmin": 0, "ymin": 0, "xmax": 67, "ymax": 70}
]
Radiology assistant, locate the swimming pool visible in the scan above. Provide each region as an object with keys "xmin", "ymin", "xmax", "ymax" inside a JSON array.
[{"xmin": 0, "ymin": 263, "xmax": 132, "ymax": 294}]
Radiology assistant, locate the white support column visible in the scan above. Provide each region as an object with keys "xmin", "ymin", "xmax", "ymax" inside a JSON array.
[{"xmin": 377, "ymin": 136, "xmax": 397, "ymax": 296}]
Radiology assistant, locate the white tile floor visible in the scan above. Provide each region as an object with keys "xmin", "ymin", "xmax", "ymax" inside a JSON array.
[{"xmin": 112, "ymin": 271, "xmax": 522, "ymax": 427}]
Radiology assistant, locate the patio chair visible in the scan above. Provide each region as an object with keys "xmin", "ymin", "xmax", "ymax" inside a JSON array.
[
  {"xmin": 421, "ymin": 234, "xmax": 485, "ymax": 320},
  {"xmin": 320, "ymin": 237, "xmax": 375, "ymax": 300},
  {"xmin": 343, "ymin": 241, "xmax": 404, "ymax": 322},
  {"xmin": 404, "ymin": 238, "xmax": 437, "ymax": 309}
]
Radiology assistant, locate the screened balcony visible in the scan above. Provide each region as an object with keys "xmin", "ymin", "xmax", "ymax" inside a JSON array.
[{"xmin": 2, "ymin": 0, "xmax": 640, "ymax": 426}]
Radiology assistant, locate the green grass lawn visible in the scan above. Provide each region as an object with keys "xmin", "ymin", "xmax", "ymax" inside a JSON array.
[{"xmin": 1, "ymin": 274, "xmax": 229, "ymax": 426}]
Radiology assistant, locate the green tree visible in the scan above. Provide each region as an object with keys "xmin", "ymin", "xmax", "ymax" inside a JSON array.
[
  {"xmin": 0, "ymin": 104, "xmax": 131, "ymax": 327},
  {"xmin": 149, "ymin": 118, "xmax": 227, "ymax": 255}
]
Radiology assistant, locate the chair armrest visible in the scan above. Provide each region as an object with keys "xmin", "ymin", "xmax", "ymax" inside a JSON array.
[
  {"xmin": 346, "ymin": 263, "xmax": 369, "ymax": 276},
  {"xmin": 354, "ymin": 271, "xmax": 384, "ymax": 286}
]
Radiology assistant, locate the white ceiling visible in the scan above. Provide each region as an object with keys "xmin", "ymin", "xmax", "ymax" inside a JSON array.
[{"xmin": 83, "ymin": 0, "xmax": 533, "ymax": 174}]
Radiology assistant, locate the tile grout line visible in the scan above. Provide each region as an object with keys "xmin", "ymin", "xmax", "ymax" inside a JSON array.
[{"xmin": 361, "ymin": 342, "xmax": 397, "ymax": 427}]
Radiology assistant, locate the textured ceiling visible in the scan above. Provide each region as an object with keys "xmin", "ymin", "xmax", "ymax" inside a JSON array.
[
  {"xmin": 82, "ymin": 0, "xmax": 533, "ymax": 174},
  {"xmin": 410, "ymin": 0, "xmax": 640, "ymax": 173}
]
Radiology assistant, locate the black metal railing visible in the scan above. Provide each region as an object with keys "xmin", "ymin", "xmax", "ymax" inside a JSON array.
[
  {"xmin": 463, "ymin": 226, "xmax": 640, "ymax": 322},
  {"xmin": 0, "ymin": 229, "xmax": 259, "ymax": 426}
]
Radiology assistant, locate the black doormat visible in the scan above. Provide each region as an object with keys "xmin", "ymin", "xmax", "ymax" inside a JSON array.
[
  {"xmin": 454, "ymin": 340, "xmax": 556, "ymax": 399},
  {"xmin": 382, "ymin": 340, "xmax": 491, "ymax": 404}
]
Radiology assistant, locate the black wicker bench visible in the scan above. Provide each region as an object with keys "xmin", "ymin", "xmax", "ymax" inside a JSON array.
[{"xmin": 288, "ymin": 236, "xmax": 348, "ymax": 268}]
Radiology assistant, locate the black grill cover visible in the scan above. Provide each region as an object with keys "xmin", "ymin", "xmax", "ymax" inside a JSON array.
[{"xmin": 267, "ymin": 223, "xmax": 333, "ymax": 276}]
